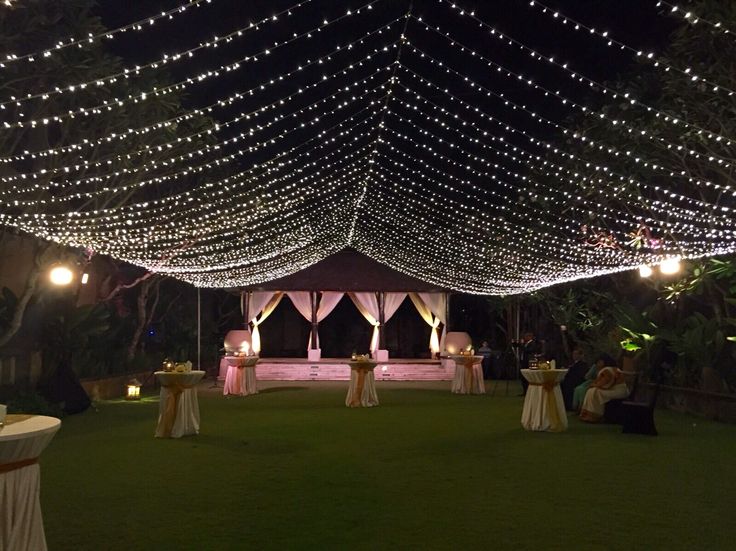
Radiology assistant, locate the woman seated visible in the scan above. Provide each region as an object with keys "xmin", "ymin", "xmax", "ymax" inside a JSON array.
[
  {"xmin": 572, "ymin": 353, "xmax": 614, "ymax": 411},
  {"xmin": 579, "ymin": 366, "xmax": 629, "ymax": 423}
]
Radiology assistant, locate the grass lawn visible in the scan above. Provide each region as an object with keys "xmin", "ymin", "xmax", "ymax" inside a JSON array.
[{"xmin": 40, "ymin": 381, "xmax": 736, "ymax": 550}]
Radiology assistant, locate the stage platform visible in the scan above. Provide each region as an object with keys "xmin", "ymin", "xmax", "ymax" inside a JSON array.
[{"xmin": 219, "ymin": 357, "xmax": 456, "ymax": 381}]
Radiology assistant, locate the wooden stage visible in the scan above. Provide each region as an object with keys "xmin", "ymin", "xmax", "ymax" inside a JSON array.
[{"xmin": 219, "ymin": 357, "xmax": 455, "ymax": 381}]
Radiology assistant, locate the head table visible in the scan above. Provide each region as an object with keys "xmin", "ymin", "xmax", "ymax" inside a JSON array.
[
  {"xmin": 449, "ymin": 355, "xmax": 486, "ymax": 395},
  {"xmin": 154, "ymin": 370, "xmax": 205, "ymax": 438},
  {"xmin": 346, "ymin": 360, "xmax": 379, "ymax": 407},
  {"xmin": 521, "ymin": 369, "xmax": 568, "ymax": 432},
  {"xmin": 0, "ymin": 414, "xmax": 61, "ymax": 551}
]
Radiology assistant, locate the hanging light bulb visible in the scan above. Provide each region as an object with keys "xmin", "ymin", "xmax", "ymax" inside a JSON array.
[
  {"xmin": 49, "ymin": 265, "xmax": 74, "ymax": 286},
  {"xmin": 659, "ymin": 258, "xmax": 681, "ymax": 275}
]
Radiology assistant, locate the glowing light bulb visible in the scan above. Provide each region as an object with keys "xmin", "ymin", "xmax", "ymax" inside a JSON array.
[
  {"xmin": 49, "ymin": 266, "xmax": 74, "ymax": 285},
  {"xmin": 659, "ymin": 258, "xmax": 681, "ymax": 275},
  {"xmin": 638, "ymin": 265, "xmax": 653, "ymax": 278}
]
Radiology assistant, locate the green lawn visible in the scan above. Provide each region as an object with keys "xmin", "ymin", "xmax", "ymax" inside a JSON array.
[{"xmin": 40, "ymin": 381, "xmax": 736, "ymax": 550}]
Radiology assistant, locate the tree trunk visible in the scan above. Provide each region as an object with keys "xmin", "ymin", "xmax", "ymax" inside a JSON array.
[
  {"xmin": 126, "ymin": 276, "xmax": 161, "ymax": 360},
  {"xmin": 0, "ymin": 242, "xmax": 53, "ymax": 347}
]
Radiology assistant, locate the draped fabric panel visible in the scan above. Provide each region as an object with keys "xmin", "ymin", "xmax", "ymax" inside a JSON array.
[
  {"xmin": 287, "ymin": 292, "xmax": 346, "ymax": 350},
  {"xmin": 287, "ymin": 291, "xmax": 314, "ymax": 350},
  {"xmin": 251, "ymin": 292, "xmax": 283, "ymax": 354},
  {"xmin": 248, "ymin": 291, "xmax": 277, "ymax": 324},
  {"xmin": 286, "ymin": 291, "xmax": 312, "ymax": 320},
  {"xmin": 313, "ymin": 292, "xmax": 344, "ymax": 348},
  {"xmin": 409, "ymin": 293, "xmax": 441, "ymax": 354},
  {"xmin": 383, "ymin": 292, "xmax": 406, "ymax": 322},
  {"xmin": 349, "ymin": 292, "xmax": 380, "ymax": 353},
  {"xmin": 419, "ymin": 292, "xmax": 448, "ymax": 351}
]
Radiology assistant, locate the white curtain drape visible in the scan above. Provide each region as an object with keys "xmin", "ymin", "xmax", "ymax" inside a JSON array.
[
  {"xmin": 250, "ymin": 292, "xmax": 283, "ymax": 354},
  {"xmin": 286, "ymin": 292, "xmax": 345, "ymax": 350},
  {"xmin": 286, "ymin": 291, "xmax": 313, "ymax": 350},
  {"xmin": 349, "ymin": 292, "xmax": 406, "ymax": 353},
  {"xmin": 419, "ymin": 292, "xmax": 448, "ymax": 351},
  {"xmin": 383, "ymin": 292, "xmax": 406, "ymax": 321},
  {"xmin": 349, "ymin": 292, "xmax": 381, "ymax": 354},
  {"xmin": 409, "ymin": 293, "xmax": 441, "ymax": 354},
  {"xmin": 314, "ymin": 292, "xmax": 344, "ymax": 348}
]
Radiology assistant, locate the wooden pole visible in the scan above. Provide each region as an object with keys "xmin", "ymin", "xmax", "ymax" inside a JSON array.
[
  {"xmin": 378, "ymin": 291, "xmax": 386, "ymax": 350},
  {"xmin": 197, "ymin": 288, "xmax": 201, "ymax": 370},
  {"xmin": 310, "ymin": 291, "xmax": 319, "ymax": 350}
]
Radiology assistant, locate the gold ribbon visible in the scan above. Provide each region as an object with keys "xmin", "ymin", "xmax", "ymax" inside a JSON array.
[
  {"xmin": 349, "ymin": 364, "xmax": 374, "ymax": 407},
  {"xmin": 0, "ymin": 456, "xmax": 39, "ymax": 474},
  {"xmin": 456, "ymin": 357, "xmax": 477, "ymax": 392},
  {"xmin": 528, "ymin": 371, "xmax": 564, "ymax": 432},
  {"xmin": 159, "ymin": 382, "xmax": 194, "ymax": 437},
  {"xmin": 3, "ymin": 414, "xmax": 35, "ymax": 426}
]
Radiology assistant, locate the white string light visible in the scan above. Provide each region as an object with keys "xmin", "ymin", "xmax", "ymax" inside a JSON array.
[
  {"xmin": 520, "ymin": 0, "xmax": 736, "ymax": 96},
  {"xmin": 0, "ymin": 0, "xmax": 215, "ymax": 68},
  {"xmin": 1, "ymin": 1, "xmax": 734, "ymax": 292},
  {"xmin": 0, "ymin": 0, "xmax": 382, "ymax": 128}
]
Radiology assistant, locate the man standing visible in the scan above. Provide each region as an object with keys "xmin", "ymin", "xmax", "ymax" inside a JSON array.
[
  {"xmin": 519, "ymin": 331, "xmax": 542, "ymax": 395},
  {"xmin": 478, "ymin": 340, "xmax": 492, "ymax": 380}
]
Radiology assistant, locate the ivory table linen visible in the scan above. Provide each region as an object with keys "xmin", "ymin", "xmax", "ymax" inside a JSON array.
[
  {"xmin": 449, "ymin": 355, "xmax": 485, "ymax": 395},
  {"xmin": 345, "ymin": 361, "xmax": 379, "ymax": 407},
  {"xmin": 521, "ymin": 369, "xmax": 568, "ymax": 432},
  {"xmin": 154, "ymin": 371, "xmax": 205, "ymax": 438},
  {"xmin": 0, "ymin": 415, "xmax": 61, "ymax": 551}
]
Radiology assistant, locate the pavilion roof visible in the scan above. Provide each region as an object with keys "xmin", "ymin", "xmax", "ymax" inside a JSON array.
[{"xmin": 239, "ymin": 249, "xmax": 448, "ymax": 293}]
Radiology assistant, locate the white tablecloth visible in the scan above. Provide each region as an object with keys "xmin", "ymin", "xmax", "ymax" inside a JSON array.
[
  {"xmin": 0, "ymin": 415, "xmax": 61, "ymax": 551},
  {"xmin": 223, "ymin": 365, "xmax": 258, "ymax": 396},
  {"xmin": 154, "ymin": 371, "xmax": 205, "ymax": 438},
  {"xmin": 521, "ymin": 369, "xmax": 568, "ymax": 432},
  {"xmin": 345, "ymin": 363, "xmax": 379, "ymax": 407},
  {"xmin": 450, "ymin": 356, "xmax": 485, "ymax": 394}
]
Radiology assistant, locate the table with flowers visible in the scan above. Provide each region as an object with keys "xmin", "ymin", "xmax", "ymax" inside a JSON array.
[
  {"xmin": 346, "ymin": 356, "xmax": 379, "ymax": 407},
  {"xmin": 449, "ymin": 354, "xmax": 485, "ymax": 394},
  {"xmin": 0, "ymin": 414, "xmax": 61, "ymax": 551},
  {"xmin": 223, "ymin": 355, "xmax": 259, "ymax": 396},
  {"xmin": 521, "ymin": 368, "xmax": 568, "ymax": 432},
  {"xmin": 154, "ymin": 367, "xmax": 205, "ymax": 438}
]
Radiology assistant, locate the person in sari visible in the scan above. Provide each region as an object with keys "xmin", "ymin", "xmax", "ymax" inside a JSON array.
[
  {"xmin": 579, "ymin": 366, "xmax": 629, "ymax": 423},
  {"xmin": 571, "ymin": 354, "xmax": 614, "ymax": 411}
]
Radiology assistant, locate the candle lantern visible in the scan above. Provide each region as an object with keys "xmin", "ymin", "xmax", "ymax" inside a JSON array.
[{"xmin": 126, "ymin": 378, "xmax": 142, "ymax": 401}]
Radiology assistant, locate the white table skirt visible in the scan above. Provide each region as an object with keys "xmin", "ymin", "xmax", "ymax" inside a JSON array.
[
  {"xmin": 223, "ymin": 365, "xmax": 258, "ymax": 396},
  {"xmin": 0, "ymin": 415, "xmax": 61, "ymax": 551},
  {"xmin": 345, "ymin": 369, "xmax": 379, "ymax": 407},
  {"xmin": 154, "ymin": 371, "xmax": 205, "ymax": 438},
  {"xmin": 521, "ymin": 369, "xmax": 568, "ymax": 432},
  {"xmin": 451, "ymin": 362, "xmax": 485, "ymax": 394}
]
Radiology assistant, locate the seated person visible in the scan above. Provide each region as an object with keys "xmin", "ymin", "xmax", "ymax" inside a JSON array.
[
  {"xmin": 579, "ymin": 366, "xmax": 629, "ymax": 423},
  {"xmin": 560, "ymin": 347, "xmax": 587, "ymax": 411},
  {"xmin": 572, "ymin": 353, "xmax": 614, "ymax": 411}
]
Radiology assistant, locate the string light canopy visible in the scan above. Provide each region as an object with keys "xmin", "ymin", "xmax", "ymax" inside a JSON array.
[{"xmin": 0, "ymin": 0, "xmax": 734, "ymax": 295}]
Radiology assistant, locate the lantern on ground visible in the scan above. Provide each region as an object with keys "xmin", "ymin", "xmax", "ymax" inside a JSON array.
[{"xmin": 126, "ymin": 378, "xmax": 142, "ymax": 401}]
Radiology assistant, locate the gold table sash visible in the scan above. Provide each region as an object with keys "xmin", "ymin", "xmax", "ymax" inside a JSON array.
[
  {"xmin": 0, "ymin": 456, "xmax": 39, "ymax": 475},
  {"xmin": 349, "ymin": 365, "xmax": 375, "ymax": 407},
  {"xmin": 528, "ymin": 372, "xmax": 564, "ymax": 432},
  {"xmin": 159, "ymin": 382, "xmax": 194, "ymax": 438},
  {"xmin": 3, "ymin": 414, "xmax": 35, "ymax": 426}
]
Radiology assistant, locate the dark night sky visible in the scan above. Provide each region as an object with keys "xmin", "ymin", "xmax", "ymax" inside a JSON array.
[{"xmin": 95, "ymin": 0, "xmax": 678, "ymax": 133}]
